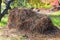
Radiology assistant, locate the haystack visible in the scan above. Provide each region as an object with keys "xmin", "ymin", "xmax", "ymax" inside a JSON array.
[{"xmin": 8, "ymin": 7, "xmax": 56, "ymax": 33}]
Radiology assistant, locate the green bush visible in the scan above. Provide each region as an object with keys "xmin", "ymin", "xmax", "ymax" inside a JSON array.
[{"xmin": 10, "ymin": 0, "xmax": 52, "ymax": 9}]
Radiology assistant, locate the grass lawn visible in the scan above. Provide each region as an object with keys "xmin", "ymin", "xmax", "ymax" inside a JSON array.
[
  {"xmin": 50, "ymin": 15, "xmax": 60, "ymax": 27},
  {"xmin": 50, "ymin": 11, "xmax": 60, "ymax": 27},
  {"xmin": 0, "ymin": 14, "xmax": 8, "ymax": 27}
]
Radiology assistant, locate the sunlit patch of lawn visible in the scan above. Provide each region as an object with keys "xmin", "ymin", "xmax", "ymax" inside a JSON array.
[
  {"xmin": 0, "ymin": 14, "xmax": 8, "ymax": 27},
  {"xmin": 50, "ymin": 11, "xmax": 60, "ymax": 27},
  {"xmin": 50, "ymin": 15, "xmax": 60, "ymax": 27},
  {"xmin": 50, "ymin": 11, "xmax": 60, "ymax": 16}
]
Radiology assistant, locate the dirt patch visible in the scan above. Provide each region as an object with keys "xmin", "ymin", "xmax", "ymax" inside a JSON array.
[{"xmin": 0, "ymin": 27, "xmax": 60, "ymax": 40}]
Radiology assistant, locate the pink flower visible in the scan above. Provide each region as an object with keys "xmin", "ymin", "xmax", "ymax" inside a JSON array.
[{"xmin": 50, "ymin": 0, "xmax": 59, "ymax": 6}]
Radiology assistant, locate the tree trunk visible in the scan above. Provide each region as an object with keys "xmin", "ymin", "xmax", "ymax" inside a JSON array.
[{"xmin": 0, "ymin": 0, "xmax": 2, "ymax": 14}]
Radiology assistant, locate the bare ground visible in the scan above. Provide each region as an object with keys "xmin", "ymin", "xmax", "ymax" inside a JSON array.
[{"xmin": 0, "ymin": 27, "xmax": 60, "ymax": 40}]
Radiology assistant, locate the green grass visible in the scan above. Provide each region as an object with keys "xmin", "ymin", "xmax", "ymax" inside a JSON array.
[
  {"xmin": 0, "ymin": 14, "xmax": 8, "ymax": 27},
  {"xmin": 50, "ymin": 11, "xmax": 60, "ymax": 27},
  {"xmin": 50, "ymin": 15, "xmax": 60, "ymax": 27},
  {"xmin": 50, "ymin": 11, "xmax": 60, "ymax": 16}
]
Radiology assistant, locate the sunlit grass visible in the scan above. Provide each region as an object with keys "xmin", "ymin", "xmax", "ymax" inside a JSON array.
[
  {"xmin": 50, "ymin": 11, "xmax": 60, "ymax": 16},
  {"xmin": 50, "ymin": 15, "xmax": 60, "ymax": 27},
  {"xmin": 19, "ymin": 36, "xmax": 25, "ymax": 40},
  {"xmin": 50, "ymin": 11, "xmax": 60, "ymax": 27},
  {"xmin": 0, "ymin": 14, "xmax": 8, "ymax": 27},
  {"xmin": 1, "ymin": 3, "xmax": 6, "ymax": 12}
]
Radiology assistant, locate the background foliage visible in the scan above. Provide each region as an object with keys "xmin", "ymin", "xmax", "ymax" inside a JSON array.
[
  {"xmin": 10, "ymin": 0, "xmax": 52, "ymax": 9},
  {"xmin": 0, "ymin": 0, "xmax": 60, "ymax": 27}
]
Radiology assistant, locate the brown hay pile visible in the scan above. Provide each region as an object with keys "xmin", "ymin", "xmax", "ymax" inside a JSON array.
[{"xmin": 8, "ymin": 7, "xmax": 56, "ymax": 33}]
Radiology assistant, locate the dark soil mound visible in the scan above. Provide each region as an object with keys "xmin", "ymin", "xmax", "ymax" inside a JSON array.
[{"xmin": 8, "ymin": 7, "xmax": 59, "ymax": 34}]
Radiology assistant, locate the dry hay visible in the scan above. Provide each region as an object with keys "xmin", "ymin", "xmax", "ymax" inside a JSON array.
[{"xmin": 7, "ymin": 7, "xmax": 59, "ymax": 33}]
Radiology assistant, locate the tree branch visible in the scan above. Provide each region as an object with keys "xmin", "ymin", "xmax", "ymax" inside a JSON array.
[{"xmin": 0, "ymin": 0, "xmax": 14, "ymax": 21}]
